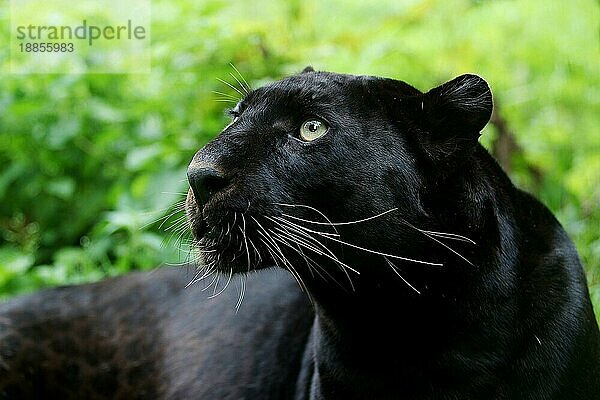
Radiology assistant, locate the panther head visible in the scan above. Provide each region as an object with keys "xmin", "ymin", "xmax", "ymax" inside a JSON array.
[{"xmin": 185, "ymin": 68, "xmax": 492, "ymax": 292}]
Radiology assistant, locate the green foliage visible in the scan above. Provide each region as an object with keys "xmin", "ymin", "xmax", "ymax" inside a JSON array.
[{"xmin": 0, "ymin": 0, "xmax": 598, "ymax": 321}]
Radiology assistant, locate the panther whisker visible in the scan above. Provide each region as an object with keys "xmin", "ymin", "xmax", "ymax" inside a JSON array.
[
  {"xmin": 265, "ymin": 232, "xmax": 308, "ymax": 291},
  {"xmin": 384, "ymin": 257, "xmax": 421, "ymax": 295},
  {"xmin": 160, "ymin": 191, "xmax": 189, "ymax": 196},
  {"xmin": 284, "ymin": 261, "xmax": 308, "ymax": 294},
  {"xmin": 271, "ymin": 225, "xmax": 340, "ymax": 283},
  {"xmin": 185, "ymin": 266, "xmax": 215, "ymax": 289},
  {"xmin": 274, "ymin": 203, "xmax": 340, "ymax": 236},
  {"xmin": 139, "ymin": 200, "xmax": 184, "ymax": 218},
  {"xmin": 207, "ymin": 268, "xmax": 233, "ymax": 299},
  {"xmin": 271, "ymin": 216, "xmax": 339, "ymax": 238},
  {"xmin": 165, "ymin": 243, "xmax": 195, "ymax": 266},
  {"xmin": 241, "ymin": 214, "xmax": 251, "ymax": 272},
  {"xmin": 254, "ymin": 221, "xmax": 309, "ymax": 293},
  {"xmin": 247, "ymin": 237, "xmax": 262, "ymax": 263},
  {"xmin": 270, "ymin": 220, "xmax": 358, "ymax": 291},
  {"xmin": 301, "ymin": 224, "xmax": 444, "ymax": 267},
  {"xmin": 165, "ymin": 237, "xmax": 187, "ymax": 254},
  {"xmin": 164, "ymin": 215, "xmax": 188, "ymax": 232},
  {"xmin": 289, "ymin": 244, "xmax": 329, "ymax": 282},
  {"xmin": 176, "ymin": 236, "xmax": 194, "ymax": 245},
  {"xmin": 141, "ymin": 202, "xmax": 186, "ymax": 230},
  {"xmin": 273, "ymin": 217, "xmax": 377, "ymax": 271},
  {"xmin": 282, "ymin": 207, "xmax": 399, "ymax": 227},
  {"xmin": 178, "ymin": 244, "xmax": 195, "ymax": 263},
  {"xmin": 190, "ymin": 256, "xmax": 216, "ymax": 279},
  {"xmin": 214, "ymin": 99, "xmax": 239, "ymax": 104},
  {"xmin": 259, "ymin": 236, "xmax": 306, "ymax": 294},
  {"xmin": 270, "ymin": 223, "xmax": 359, "ymax": 286},
  {"xmin": 274, "ymin": 227, "xmax": 360, "ymax": 291},
  {"xmin": 165, "ymin": 261, "xmax": 190, "ymax": 267},
  {"xmin": 161, "ymin": 227, "xmax": 183, "ymax": 249},
  {"xmin": 271, "ymin": 225, "xmax": 339, "ymax": 265},
  {"xmin": 276, "ymin": 204, "xmax": 476, "ymax": 268},
  {"xmin": 215, "ymin": 250, "xmax": 222, "ymax": 272},
  {"xmin": 259, "ymin": 237, "xmax": 281, "ymax": 267},
  {"xmin": 211, "ymin": 271, "xmax": 221, "ymax": 295},
  {"xmin": 235, "ymin": 273, "xmax": 247, "ymax": 313},
  {"xmin": 253, "ymin": 219, "xmax": 284, "ymax": 262},
  {"xmin": 212, "ymin": 90, "xmax": 239, "ymax": 100},
  {"xmin": 271, "ymin": 217, "xmax": 362, "ymax": 273},
  {"xmin": 419, "ymin": 230, "xmax": 475, "ymax": 266},
  {"xmin": 269, "ymin": 230, "xmax": 317, "ymax": 278},
  {"xmin": 420, "ymin": 230, "xmax": 476, "ymax": 244},
  {"xmin": 268, "ymin": 217, "xmax": 340, "ymax": 260},
  {"xmin": 141, "ymin": 197, "xmax": 186, "ymax": 214},
  {"xmin": 167, "ymin": 234, "xmax": 192, "ymax": 257},
  {"xmin": 170, "ymin": 220, "xmax": 191, "ymax": 238},
  {"xmin": 177, "ymin": 239, "xmax": 194, "ymax": 257},
  {"xmin": 171, "ymin": 239, "xmax": 193, "ymax": 264},
  {"xmin": 270, "ymin": 218, "xmax": 338, "ymax": 260},
  {"xmin": 225, "ymin": 212, "xmax": 235, "ymax": 236},
  {"xmin": 229, "ymin": 72, "xmax": 249, "ymax": 95},
  {"xmin": 217, "ymin": 78, "xmax": 245, "ymax": 98},
  {"xmin": 399, "ymin": 219, "xmax": 475, "ymax": 266},
  {"xmin": 271, "ymin": 227, "xmax": 352, "ymax": 291},
  {"xmin": 229, "ymin": 62, "xmax": 252, "ymax": 92}
]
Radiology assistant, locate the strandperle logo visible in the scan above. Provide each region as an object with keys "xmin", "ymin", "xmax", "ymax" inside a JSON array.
[
  {"xmin": 10, "ymin": 0, "xmax": 151, "ymax": 73},
  {"xmin": 15, "ymin": 20, "xmax": 147, "ymax": 46}
]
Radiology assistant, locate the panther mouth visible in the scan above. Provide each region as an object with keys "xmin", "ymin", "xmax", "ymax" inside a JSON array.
[
  {"xmin": 189, "ymin": 203, "xmax": 352, "ymax": 280},
  {"xmin": 188, "ymin": 203, "xmax": 345, "ymax": 279},
  {"xmin": 185, "ymin": 178, "xmax": 284, "ymax": 274},
  {"xmin": 190, "ymin": 207, "xmax": 268, "ymax": 274}
]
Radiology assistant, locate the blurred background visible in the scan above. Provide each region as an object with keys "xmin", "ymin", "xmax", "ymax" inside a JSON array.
[{"xmin": 0, "ymin": 0, "xmax": 598, "ymax": 321}]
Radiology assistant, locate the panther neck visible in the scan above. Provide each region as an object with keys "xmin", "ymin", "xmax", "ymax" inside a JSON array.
[
  {"xmin": 303, "ymin": 224, "xmax": 516, "ymax": 399},
  {"xmin": 301, "ymin": 265, "xmax": 445, "ymax": 399}
]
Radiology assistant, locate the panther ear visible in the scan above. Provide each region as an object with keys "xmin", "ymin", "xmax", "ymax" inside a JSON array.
[
  {"xmin": 420, "ymin": 74, "xmax": 492, "ymax": 141},
  {"xmin": 301, "ymin": 65, "xmax": 315, "ymax": 73}
]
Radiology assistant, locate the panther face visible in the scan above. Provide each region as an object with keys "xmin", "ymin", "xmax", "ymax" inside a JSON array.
[{"xmin": 185, "ymin": 69, "xmax": 492, "ymax": 288}]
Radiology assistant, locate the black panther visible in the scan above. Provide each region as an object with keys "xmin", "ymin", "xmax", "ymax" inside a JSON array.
[{"xmin": 0, "ymin": 68, "xmax": 598, "ymax": 399}]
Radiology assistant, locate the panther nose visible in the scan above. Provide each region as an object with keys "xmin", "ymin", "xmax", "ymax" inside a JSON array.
[{"xmin": 187, "ymin": 163, "xmax": 228, "ymax": 206}]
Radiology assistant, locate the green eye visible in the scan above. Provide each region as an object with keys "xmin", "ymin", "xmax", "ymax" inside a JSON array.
[{"xmin": 299, "ymin": 119, "xmax": 328, "ymax": 141}]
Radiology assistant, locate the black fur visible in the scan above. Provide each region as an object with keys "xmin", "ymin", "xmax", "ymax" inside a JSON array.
[
  {"xmin": 0, "ymin": 268, "xmax": 312, "ymax": 399},
  {"xmin": 1, "ymin": 70, "xmax": 598, "ymax": 399}
]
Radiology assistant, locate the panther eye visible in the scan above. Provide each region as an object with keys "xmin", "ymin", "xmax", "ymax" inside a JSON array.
[{"xmin": 299, "ymin": 119, "xmax": 328, "ymax": 141}]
